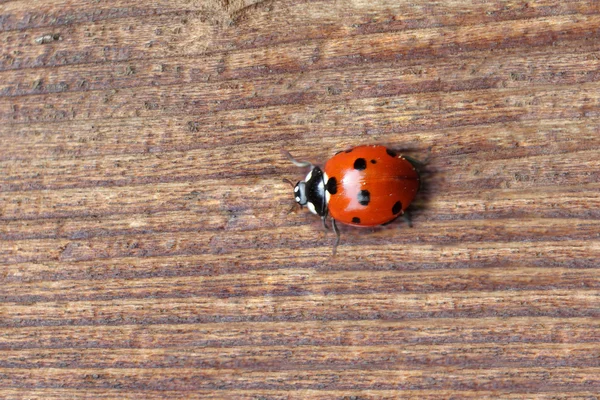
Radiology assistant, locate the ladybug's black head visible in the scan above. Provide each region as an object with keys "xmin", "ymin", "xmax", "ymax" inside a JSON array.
[{"xmin": 293, "ymin": 167, "xmax": 326, "ymax": 216}]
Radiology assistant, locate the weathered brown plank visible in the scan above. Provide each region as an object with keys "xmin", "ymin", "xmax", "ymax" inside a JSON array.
[
  {"xmin": 2, "ymin": 1, "xmax": 599, "ymax": 72},
  {"xmin": 0, "ymin": 367, "xmax": 598, "ymax": 390},
  {"xmin": 0, "ymin": 389, "xmax": 599, "ymax": 400},
  {"xmin": 3, "ymin": 67, "xmax": 600, "ymax": 126},
  {"xmin": 1, "ymin": 221, "xmax": 599, "ymax": 264},
  {"xmin": 2, "ymin": 30, "xmax": 599, "ymax": 102},
  {"xmin": 0, "ymin": 113, "xmax": 597, "ymax": 167},
  {"xmin": 2, "ymin": 290, "xmax": 599, "ymax": 328},
  {"xmin": 2, "ymin": 0, "xmax": 600, "ymax": 397},
  {"xmin": 1, "ymin": 240, "xmax": 598, "ymax": 288},
  {"xmin": 2, "ymin": 318, "xmax": 598, "ymax": 349},
  {"xmin": 2, "ymin": 343, "xmax": 600, "ymax": 369},
  {"xmin": 3, "ymin": 266, "xmax": 600, "ymax": 303},
  {"xmin": 1, "ymin": 215, "xmax": 598, "ymax": 251},
  {"xmin": 2, "ymin": 0, "xmax": 595, "ymax": 34}
]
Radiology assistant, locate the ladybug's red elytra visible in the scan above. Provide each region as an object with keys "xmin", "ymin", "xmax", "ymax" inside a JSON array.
[{"xmin": 283, "ymin": 145, "xmax": 421, "ymax": 254}]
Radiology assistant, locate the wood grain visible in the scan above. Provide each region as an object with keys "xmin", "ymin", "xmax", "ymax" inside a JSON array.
[{"xmin": 1, "ymin": 0, "xmax": 599, "ymax": 398}]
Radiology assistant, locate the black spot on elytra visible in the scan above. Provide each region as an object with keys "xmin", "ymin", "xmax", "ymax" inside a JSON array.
[
  {"xmin": 358, "ymin": 190, "xmax": 370, "ymax": 206},
  {"xmin": 370, "ymin": 159, "xmax": 377, "ymax": 164},
  {"xmin": 392, "ymin": 201, "xmax": 403, "ymax": 214},
  {"xmin": 327, "ymin": 177, "xmax": 338, "ymax": 194},
  {"xmin": 352, "ymin": 217, "xmax": 361, "ymax": 224},
  {"xmin": 354, "ymin": 158, "xmax": 367, "ymax": 170},
  {"xmin": 386, "ymin": 148, "xmax": 397, "ymax": 158}
]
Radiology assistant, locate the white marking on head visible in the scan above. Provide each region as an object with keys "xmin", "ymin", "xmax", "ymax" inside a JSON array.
[
  {"xmin": 304, "ymin": 169, "xmax": 313, "ymax": 182},
  {"xmin": 295, "ymin": 196, "xmax": 300, "ymax": 202},
  {"xmin": 306, "ymin": 202, "xmax": 317, "ymax": 214}
]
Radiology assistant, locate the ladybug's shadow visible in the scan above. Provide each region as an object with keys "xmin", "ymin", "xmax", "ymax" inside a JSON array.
[{"xmin": 391, "ymin": 145, "xmax": 436, "ymax": 220}]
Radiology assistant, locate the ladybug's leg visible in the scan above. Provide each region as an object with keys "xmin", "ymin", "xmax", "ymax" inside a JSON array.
[
  {"xmin": 321, "ymin": 215, "xmax": 329, "ymax": 230},
  {"xmin": 402, "ymin": 211, "xmax": 413, "ymax": 228},
  {"xmin": 281, "ymin": 149, "xmax": 313, "ymax": 168},
  {"xmin": 401, "ymin": 146, "xmax": 432, "ymax": 169},
  {"xmin": 331, "ymin": 218, "xmax": 341, "ymax": 256},
  {"xmin": 321, "ymin": 206, "xmax": 330, "ymax": 230},
  {"xmin": 402, "ymin": 154, "xmax": 425, "ymax": 169}
]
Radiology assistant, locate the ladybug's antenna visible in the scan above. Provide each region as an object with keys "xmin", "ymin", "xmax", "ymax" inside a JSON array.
[
  {"xmin": 281, "ymin": 149, "xmax": 313, "ymax": 168},
  {"xmin": 285, "ymin": 202, "xmax": 299, "ymax": 214},
  {"xmin": 282, "ymin": 178, "xmax": 300, "ymax": 214},
  {"xmin": 282, "ymin": 178, "xmax": 295, "ymax": 188}
]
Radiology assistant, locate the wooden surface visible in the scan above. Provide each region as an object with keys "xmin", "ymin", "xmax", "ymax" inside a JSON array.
[{"xmin": 1, "ymin": 0, "xmax": 600, "ymax": 398}]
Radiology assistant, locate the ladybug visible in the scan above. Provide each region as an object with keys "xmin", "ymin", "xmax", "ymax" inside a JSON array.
[{"xmin": 283, "ymin": 145, "xmax": 421, "ymax": 253}]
